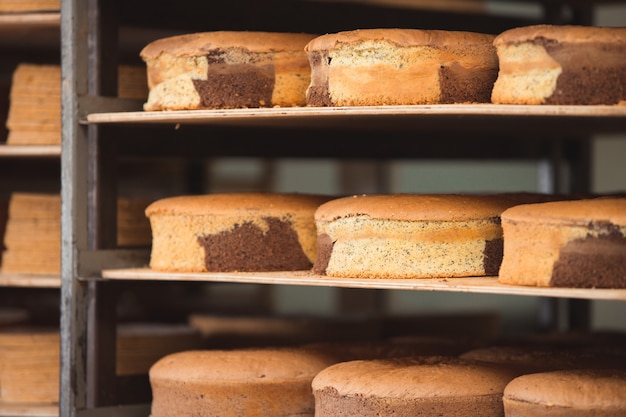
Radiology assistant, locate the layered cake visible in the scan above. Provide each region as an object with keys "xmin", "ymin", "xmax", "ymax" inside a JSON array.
[
  {"xmin": 498, "ymin": 197, "xmax": 626, "ymax": 288},
  {"xmin": 503, "ymin": 369, "xmax": 626, "ymax": 416},
  {"xmin": 491, "ymin": 25, "xmax": 626, "ymax": 105},
  {"xmin": 140, "ymin": 31, "xmax": 318, "ymax": 110},
  {"xmin": 313, "ymin": 193, "xmax": 553, "ymax": 279},
  {"xmin": 145, "ymin": 193, "xmax": 332, "ymax": 272},
  {"xmin": 305, "ymin": 28, "xmax": 498, "ymax": 106},
  {"xmin": 312, "ymin": 356, "xmax": 520, "ymax": 417}
]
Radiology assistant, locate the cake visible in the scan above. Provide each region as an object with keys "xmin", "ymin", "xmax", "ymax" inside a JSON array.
[
  {"xmin": 148, "ymin": 340, "xmax": 472, "ymax": 417},
  {"xmin": 1, "ymin": 192, "xmax": 152, "ymax": 275},
  {"xmin": 313, "ymin": 193, "xmax": 553, "ymax": 279},
  {"xmin": 6, "ymin": 64, "xmax": 147, "ymax": 145},
  {"xmin": 503, "ymin": 369, "xmax": 626, "ymax": 417},
  {"xmin": 498, "ymin": 197, "xmax": 626, "ymax": 288},
  {"xmin": 304, "ymin": 28, "xmax": 498, "ymax": 106},
  {"xmin": 188, "ymin": 313, "xmax": 381, "ymax": 349},
  {"xmin": 460, "ymin": 344, "xmax": 626, "ymax": 375},
  {"xmin": 140, "ymin": 31, "xmax": 318, "ymax": 111},
  {"xmin": 0, "ymin": 323, "xmax": 202, "ymax": 404},
  {"xmin": 148, "ymin": 347, "xmax": 341, "ymax": 417},
  {"xmin": 145, "ymin": 193, "xmax": 333, "ymax": 272},
  {"xmin": 312, "ymin": 356, "xmax": 520, "ymax": 417},
  {"xmin": 491, "ymin": 25, "xmax": 626, "ymax": 105}
]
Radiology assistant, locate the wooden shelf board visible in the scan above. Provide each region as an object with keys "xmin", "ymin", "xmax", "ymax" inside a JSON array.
[
  {"xmin": 0, "ymin": 402, "xmax": 57, "ymax": 417},
  {"xmin": 101, "ymin": 268, "xmax": 626, "ymax": 301},
  {"xmin": 0, "ymin": 272, "xmax": 60, "ymax": 288},
  {"xmin": 0, "ymin": 12, "xmax": 60, "ymax": 26},
  {"xmin": 0, "ymin": 145, "xmax": 61, "ymax": 157},
  {"xmin": 85, "ymin": 104, "xmax": 626, "ymax": 135},
  {"xmin": 87, "ymin": 104, "xmax": 626, "ymax": 124}
]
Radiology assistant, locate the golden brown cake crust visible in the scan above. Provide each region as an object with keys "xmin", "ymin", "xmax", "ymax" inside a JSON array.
[
  {"xmin": 146, "ymin": 192, "xmax": 331, "ymax": 217},
  {"xmin": 494, "ymin": 24, "xmax": 626, "ymax": 47},
  {"xmin": 312, "ymin": 356, "xmax": 520, "ymax": 417},
  {"xmin": 306, "ymin": 28, "xmax": 495, "ymax": 51},
  {"xmin": 501, "ymin": 197, "xmax": 626, "ymax": 226},
  {"xmin": 314, "ymin": 193, "xmax": 551, "ymax": 223},
  {"xmin": 504, "ymin": 369, "xmax": 626, "ymax": 413},
  {"xmin": 150, "ymin": 348, "xmax": 337, "ymax": 382},
  {"xmin": 141, "ymin": 31, "xmax": 318, "ymax": 59}
]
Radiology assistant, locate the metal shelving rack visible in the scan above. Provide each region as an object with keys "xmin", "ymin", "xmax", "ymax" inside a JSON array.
[{"xmin": 60, "ymin": 1, "xmax": 626, "ymax": 416}]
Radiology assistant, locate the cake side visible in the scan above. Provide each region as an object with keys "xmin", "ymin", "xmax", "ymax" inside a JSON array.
[
  {"xmin": 503, "ymin": 369, "xmax": 626, "ymax": 417},
  {"xmin": 141, "ymin": 31, "xmax": 318, "ymax": 110},
  {"xmin": 149, "ymin": 348, "xmax": 342, "ymax": 417},
  {"xmin": 498, "ymin": 198, "xmax": 626, "ymax": 287},
  {"xmin": 146, "ymin": 193, "xmax": 332, "ymax": 272},
  {"xmin": 313, "ymin": 193, "xmax": 554, "ymax": 278},
  {"xmin": 305, "ymin": 28, "xmax": 497, "ymax": 106},
  {"xmin": 491, "ymin": 25, "xmax": 626, "ymax": 105},
  {"xmin": 312, "ymin": 356, "xmax": 519, "ymax": 417}
]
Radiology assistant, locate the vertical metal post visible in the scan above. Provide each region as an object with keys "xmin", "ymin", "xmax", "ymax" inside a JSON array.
[
  {"xmin": 60, "ymin": 0, "xmax": 90, "ymax": 415},
  {"xmin": 85, "ymin": 0, "xmax": 120, "ymax": 408}
]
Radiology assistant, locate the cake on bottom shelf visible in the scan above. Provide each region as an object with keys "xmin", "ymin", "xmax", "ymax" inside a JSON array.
[
  {"xmin": 503, "ymin": 369, "xmax": 626, "ymax": 417},
  {"xmin": 148, "ymin": 338, "xmax": 469, "ymax": 417},
  {"xmin": 498, "ymin": 197, "xmax": 626, "ymax": 288},
  {"xmin": 491, "ymin": 25, "xmax": 626, "ymax": 105},
  {"xmin": 312, "ymin": 356, "xmax": 520, "ymax": 417},
  {"xmin": 313, "ymin": 193, "xmax": 555, "ymax": 279},
  {"xmin": 0, "ymin": 192, "xmax": 152, "ymax": 275},
  {"xmin": 0, "ymin": 323, "xmax": 203, "ymax": 404},
  {"xmin": 145, "ymin": 193, "xmax": 333, "ymax": 272}
]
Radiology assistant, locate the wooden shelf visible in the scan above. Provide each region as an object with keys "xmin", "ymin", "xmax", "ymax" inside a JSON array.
[
  {"xmin": 101, "ymin": 268, "xmax": 626, "ymax": 301},
  {"xmin": 0, "ymin": 272, "xmax": 60, "ymax": 288},
  {"xmin": 0, "ymin": 145, "xmax": 61, "ymax": 157},
  {"xmin": 0, "ymin": 402, "xmax": 57, "ymax": 417},
  {"xmin": 0, "ymin": 12, "xmax": 60, "ymax": 50},
  {"xmin": 85, "ymin": 104, "xmax": 626, "ymax": 135}
]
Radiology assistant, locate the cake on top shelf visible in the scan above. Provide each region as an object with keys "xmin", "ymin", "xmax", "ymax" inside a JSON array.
[
  {"xmin": 491, "ymin": 25, "xmax": 626, "ymax": 105},
  {"xmin": 140, "ymin": 31, "xmax": 318, "ymax": 111}
]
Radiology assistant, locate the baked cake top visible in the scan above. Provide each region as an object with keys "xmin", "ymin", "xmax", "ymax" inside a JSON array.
[
  {"xmin": 149, "ymin": 348, "xmax": 338, "ymax": 382},
  {"xmin": 312, "ymin": 356, "xmax": 518, "ymax": 398},
  {"xmin": 494, "ymin": 24, "xmax": 626, "ymax": 46},
  {"xmin": 305, "ymin": 28, "xmax": 495, "ymax": 52},
  {"xmin": 314, "ymin": 193, "xmax": 554, "ymax": 223},
  {"xmin": 141, "ymin": 31, "xmax": 318, "ymax": 59},
  {"xmin": 504, "ymin": 369, "xmax": 626, "ymax": 409},
  {"xmin": 145, "ymin": 193, "xmax": 332, "ymax": 217},
  {"xmin": 501, "ymin": 197, "xmax": 626, "ymax": 226}
]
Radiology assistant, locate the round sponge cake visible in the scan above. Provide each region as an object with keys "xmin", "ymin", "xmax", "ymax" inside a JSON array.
[
  {"xmin": 313, "ymin": 193, "xmax": 552, "ymax": 279},
  {"xmin": 491, "ymin": 25, "xmax": 626, "ymax": 105},
  {"xmin": 140, "ymin": 31, "xmax": 318, "ymax": 110},
  {"xmin": 503, "ymin": 369, "xmax": 626, "ymax": 417},
  {"xmin": 148, "ymin": 347, "xmax": 343, "ymax": 417},
  {"xmin": 305, "ymin": 28, "xmax": 498, "ymax": 106},
  {"xmin": 498, "ymin": 197, "xmax": 626, "ymax": 288},
  {"xmin": 146, "ymin": 192, "xmax": 332, "ymax": 272},
  {"xmin": 312, "ymin": 356, "xmax": 520, "ymax": 417}
]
